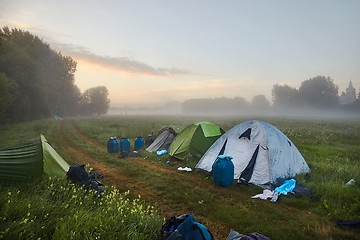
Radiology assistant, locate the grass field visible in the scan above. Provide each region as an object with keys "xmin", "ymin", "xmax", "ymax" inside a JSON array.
[{"xmin": 1, "ymin": 115, "xmax": 360, "ymax": 239}]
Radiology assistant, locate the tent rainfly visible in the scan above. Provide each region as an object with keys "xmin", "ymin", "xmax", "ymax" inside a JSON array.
[
  {"xmin": 0, "ymin": 135, "xmax": 70, "ymax": 182},
  {"xmin": 168, "ymin": 121, "xmax": 224, "ymax": 161},
  {"xmin": 146, "ymin": 127, "xmax": 177, "ymax": 152},
  {"xmin": 195, "ymin": 120, "xmax": 310, "ymax": 187}
]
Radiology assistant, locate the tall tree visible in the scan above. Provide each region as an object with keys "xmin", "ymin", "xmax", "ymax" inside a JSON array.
[
  {"xmin": 79, "ymin": 86, "xmax": 110, "ymax": 115},
  {"xmin": 0, "ymin": 27, "xmax": 81, "ymax": 123},
  {"xmin": 272, "ymin": 84, "xmax": 300, "ymax": 109},
  {"xmin": 299, "ymin": 75, "xmax": 339, "ymax": 109}
]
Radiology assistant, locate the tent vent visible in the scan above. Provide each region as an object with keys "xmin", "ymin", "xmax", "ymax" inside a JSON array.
[
  {"xmin": 239, "ymin": 145, "xmax": 260, "ymax": 182},
  {"xmin": 239, "ymin": 128, "xmax": 251, "ymax": 140},
  {"xmin": 218, "ymin": 139, "xmax": 228, "ymax": 156},
  {"xmin": 288, "ymin": 140, "xmax": 292, "ymax": 146}
]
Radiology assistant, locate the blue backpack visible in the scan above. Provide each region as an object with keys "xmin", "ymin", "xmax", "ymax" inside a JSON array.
[{"xmin": 161, "ymin": 214, "xmax": 213, "ymax": 240}]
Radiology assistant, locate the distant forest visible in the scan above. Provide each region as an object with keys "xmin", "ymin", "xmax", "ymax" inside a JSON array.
[
  {"xmin": 182, "ymin": 76, "xmax": 360, "ymax": 115},
  {"xmin": 0, "ymin": 27, "xmax": 110, "ymax": 124}
]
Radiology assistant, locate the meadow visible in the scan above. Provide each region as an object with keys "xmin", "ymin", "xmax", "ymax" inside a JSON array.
[{"xmin": 0, "ymin": 115, "xmax": 359, "ymax": 239}]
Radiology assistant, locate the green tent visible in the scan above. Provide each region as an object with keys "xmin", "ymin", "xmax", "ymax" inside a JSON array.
[
  {"xmin": 168, "ymin": 122, "xmax": 224, "ymax": 161},
  {"xmin": 0, "ymin": 135, "xmax": 69, "ymax": 182}
]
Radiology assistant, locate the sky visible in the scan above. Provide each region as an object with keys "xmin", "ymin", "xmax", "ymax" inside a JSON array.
[{"xmin": 1, "ymin": 0, "xmax": 360, "ymax": 107}]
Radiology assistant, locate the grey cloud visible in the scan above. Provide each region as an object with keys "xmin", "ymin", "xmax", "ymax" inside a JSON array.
[{"xmin": 52, "ymin": 42, "xmax": 191, "ymax": 76}]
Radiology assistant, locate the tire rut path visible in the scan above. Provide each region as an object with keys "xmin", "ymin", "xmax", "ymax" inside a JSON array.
[{"xmin": 57, "ymin": 121, "xmax": 231, "ymax": 239}]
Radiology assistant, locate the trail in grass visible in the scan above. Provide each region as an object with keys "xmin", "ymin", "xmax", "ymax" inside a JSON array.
[
  {"xmin": 56, "ymin": 121, "xmax": 231, "ymax": 238},
  {"xmin": 55, "ymin": 120, "xmax": 357, "ymax": 239}
]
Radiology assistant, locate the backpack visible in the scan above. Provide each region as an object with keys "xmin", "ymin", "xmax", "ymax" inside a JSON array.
[
  {"xmin": 67, "ymin": 164, "xmax": 89, "ymax": 185},
  {"xmin": 161, "ymin": 214, "xmax": 214, "ymax": 240},
  {"xmin": 67, "ymin": 164, "xmax": 104, "ymax": 194}
]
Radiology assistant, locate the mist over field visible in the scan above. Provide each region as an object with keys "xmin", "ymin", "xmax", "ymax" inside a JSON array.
[
  {"xmin": 108, "ymin": 76, "xmax": 360, "ymax": 119},
  {"xmin": 108, "ymin": 100, "xmax": 360, "ymax": 120}
]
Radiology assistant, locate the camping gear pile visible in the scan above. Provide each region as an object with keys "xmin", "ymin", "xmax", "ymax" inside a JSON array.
[
  {"xmin": 161, "ymin": 213, "xmax": 271, "ymax": 240},
  {"xmin": 161, "ymin": 214, "xmax": 214, "ymax": 240},
  {"xmin": 67, "ymin": 163, "xmax": 104, "ymax": 194}
]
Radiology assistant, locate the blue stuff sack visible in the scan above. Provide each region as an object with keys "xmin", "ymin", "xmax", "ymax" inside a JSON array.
[{"xmin": 161, "ymin": 214, "xmax": 213, "ymax": 240}]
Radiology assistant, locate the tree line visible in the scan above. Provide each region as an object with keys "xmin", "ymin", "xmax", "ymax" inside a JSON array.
[
  {"xmin": 183, "ymin": 76, "xmax": 360, "ymax": 115},
  {"xmin": 0, "ymin": 27, "xmax": 110, "ymax": 124},
  {"xmin": 1, "ymin": 27, "xmax": 359, "ymax": 122}
]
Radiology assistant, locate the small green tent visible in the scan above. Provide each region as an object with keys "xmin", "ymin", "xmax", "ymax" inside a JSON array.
[
  {"xmin": 168, "ymin": 122, "xmax": 224, "ymax": 161},
  {"xmin": 0, "ymin": 135, "xmax": 69, "ymax": 182}
]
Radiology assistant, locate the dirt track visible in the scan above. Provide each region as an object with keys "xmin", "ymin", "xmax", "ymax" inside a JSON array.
[{"xmin": 55, "ymin": 120, "xmax": 231, "ymax": 239}]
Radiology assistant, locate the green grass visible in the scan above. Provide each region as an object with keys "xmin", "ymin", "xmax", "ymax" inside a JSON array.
[
  {"xmin": 0, "ymin": 177, "xmax": 163, "ymax": 240},
  {"xmin": 1, "ymin": 116, "xmax": 360, "ymax": 239}
]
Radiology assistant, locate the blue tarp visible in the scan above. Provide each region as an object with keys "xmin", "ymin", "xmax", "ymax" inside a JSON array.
[{"xmin": 275, "ymin": 179, "xmax": 296, "ymax": 195}]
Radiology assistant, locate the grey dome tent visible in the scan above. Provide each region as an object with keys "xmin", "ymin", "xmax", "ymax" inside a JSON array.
[
  {"xmin": 195, "ymin": 120, "xmax": 310, "ymax": 187},
  {"xmin": 146, "ymin": 127, "xmax": 177, "ymax": 152}
]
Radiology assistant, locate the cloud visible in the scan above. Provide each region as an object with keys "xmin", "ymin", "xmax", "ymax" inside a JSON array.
[
  {"xmin": 52, "ymin": 42, "xmax": 192, "ymax": 77},
  {"xmin": 0, "ymin": 18, "xmax": 192, "ymax": 77},
  {"xmin": 0, "ymin": 18, "xmax": 30, "ymax": 29}
]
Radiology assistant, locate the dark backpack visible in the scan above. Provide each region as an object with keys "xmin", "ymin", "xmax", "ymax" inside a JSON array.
[
  {"xmin": 161, "ymin": 214, "xmax": 214, "ymax": 240},
  {"xmin": 67, "ymin": 164, "xmax": 104, "ymax": 194},
  {"xmin": 67, "ymin": 164, "xmax": 89, "ymax": 184}
]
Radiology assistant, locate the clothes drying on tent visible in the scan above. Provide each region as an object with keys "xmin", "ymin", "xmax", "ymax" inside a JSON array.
[
  {"xmin": 195, "ymin": 120, "xmax": 310, "ymax": 187},
  {"xmin": 146, "ymin": 127, "xmax": 177, "ymax": 152},
  {"xmin": 168, "ymin": 122, "xmax": 224, "ymax": 161},
  {"xmin": 0, "ymin": 135, "xmax": 70, "ymax": 182}
]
